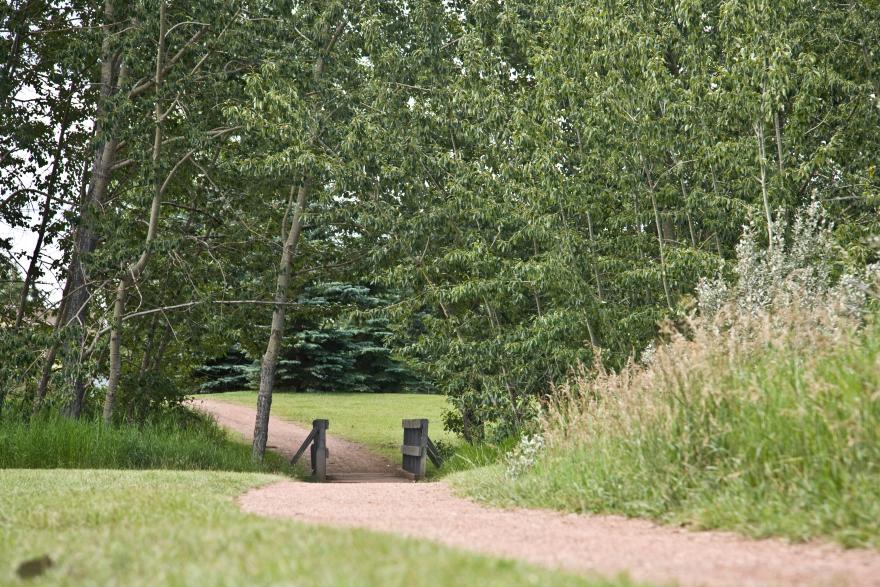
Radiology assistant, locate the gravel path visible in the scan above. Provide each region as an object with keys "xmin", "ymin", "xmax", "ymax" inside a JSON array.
[
  {"xmin": 196, "ymin": 397, "xmax": 880, "ymax": 587},
  {"xmin": 191, "ymin": 398, "xmax": 401, "ymax": 477}
]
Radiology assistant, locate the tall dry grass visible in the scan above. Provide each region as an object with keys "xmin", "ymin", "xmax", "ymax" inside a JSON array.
[{"xmin": 463, "ymin": 205, "xmax": 880, "ymax": 547}]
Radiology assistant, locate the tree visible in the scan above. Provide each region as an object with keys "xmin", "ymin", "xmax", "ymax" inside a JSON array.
[
  {"xmin": 193, "ymin": 345, "xmax": 253, "ymax": 393},
  {"xmin": 273, "ymin": 283, "xmax": 421, "ymax": 393},
  {"xmin": 224, "ymin": 0, "xmax": 457, "ymax": 459},
  {"xmin": 372, "ymin": 0, "xmax": 880, "ymax": 439}
]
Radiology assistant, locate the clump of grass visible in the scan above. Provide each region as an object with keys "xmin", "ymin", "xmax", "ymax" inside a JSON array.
[
  {"xmin": 515, "ymin": 308, "xmax": 880, "ymax": 547},
  {"xmin": 439, "ymin": 436, "xmax": 518, "ymax": 475},
  {"xmin": 454, "ymin": 205, "xmax": 880, "ymax": 548},
  {"xmin": 0, "ymin": 409, "xmax": 291, "ymax": 474}
]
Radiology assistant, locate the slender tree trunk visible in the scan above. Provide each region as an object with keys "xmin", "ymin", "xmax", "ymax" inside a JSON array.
[
  {"xmin": 642, "ymin": 162, "xmax": 673, "ymax": 310},
  {"xmin": 103, "ymin": 2, "xmax": 167, "ymax": 423},
  {"xmin": 685, "ymin": 208, "xmax": 697, "ymax": 248},
  {"xmin": 15, "ymin": 87, "xmax": 74, "ymax": 329},
  {"xmin": 585, "ymin": 210, "xmax": 603, "ymax": 302},
  {"xmin": 148, "ymin": 322, "xmax": 173, "ymax": 372},
  {"xmin": 60, "ymin": 0, "xmax": 121, "ymax": 418},
  {"xmin": 774, "ymin": 111, "xmax": 785, "ymax": 173},
  {"xmin": 33, "ymin": 300, "xmax": 66, "ymax": 412},
  {"xmin": 252, "ymin": 182, "xmax": 309, "ymax": 459},
  {"xmin": 104, "ymin": 279, "xmax": 129, "ymax": 422},
  {"xmin": 33, "ymin": 278, "xmax": 71, "ymax": 411},
  {"xmin": 650, "ymin": 188, "xmax": 673, "ymax": 310},
  {"xmin": 251, "ymin": 19, "xmax": 345, "ymax": 460},
  {"xmin": 673, "ymin": 162, "xmax": 697, "ymax": 248},
  {"xmin": 754, "ymin": 122, "xmax": 774, "ymax": 250},
  {"xmin": 138, "ymin": 317, "xmax": 159, "ymax": 378}
]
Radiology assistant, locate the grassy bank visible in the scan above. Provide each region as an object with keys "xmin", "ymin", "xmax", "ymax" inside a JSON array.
[
  {"xmin": 200, "ymin": 392, "xmax": 458, "ymax": 463},
  {"xmin": 0, "ymin": 411, "xmax": 291, "ymax": 473},
  {"xmin": 452, "ymin": 310, "xmax": 880, "ymax": 549},
  {"xmin": 0, "ymin": 469, "xmax": 638, "ymax": 586}
]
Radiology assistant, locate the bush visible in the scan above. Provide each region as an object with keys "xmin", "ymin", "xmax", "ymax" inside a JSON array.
[{"xmin": 469, "ymin": 204, "xmax": 880, "ymax": 547}]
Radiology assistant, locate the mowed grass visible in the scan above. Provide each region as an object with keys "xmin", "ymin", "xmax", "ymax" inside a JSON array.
[
  {"xmin": 200, "ymin": 392, "xmax": 458, "ymax": 464},
  {"xmin": 451, "ymin": 311, "xmax": 880, "ymax": 548},
  {"xmin": 0, "ymin": 469, "xmax": 640, "ymax": 587}
]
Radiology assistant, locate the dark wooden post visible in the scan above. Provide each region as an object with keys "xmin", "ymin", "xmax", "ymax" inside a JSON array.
[
  {"xmin": 311, "ymin": 419, "xmax": 328, "ymax": 481},
  {"xmin": 402, "ymin": 418, "xmax": 428, "ymax": 480}
]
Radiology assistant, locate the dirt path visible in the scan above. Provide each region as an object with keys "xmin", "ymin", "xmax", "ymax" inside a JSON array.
[
  {"xmin": 240, "ymin": 481, "xmax": 880, "ymax": 587},
  {"xmin": 196, "ymin": 397, "xmax": 880, "ymax": 587},
  {"xmin": 191, "ymin": 398, "xmax": 400, "ymax": 477}
]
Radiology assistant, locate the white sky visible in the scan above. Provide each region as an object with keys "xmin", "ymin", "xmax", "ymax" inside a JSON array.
[
  {"xmin": 2, "ymin": 84, "xmax": 70, "ymax": 304},
  {"xmin": 1, "ymin": 214, "xmax": 65, "ymax": 304}
]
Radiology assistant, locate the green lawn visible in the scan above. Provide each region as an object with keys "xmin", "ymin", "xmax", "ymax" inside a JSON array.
[
  {"xmin": 201, "ymin": 392, "xmax": 458, "ymax": 464},
  {"xmin": 0, "ymin": 469, "xmax": 639, "ymax": 587}
]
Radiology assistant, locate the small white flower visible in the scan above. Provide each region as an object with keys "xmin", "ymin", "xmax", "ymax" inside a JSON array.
[{"xmin": 505, "ymin": 434, "xmax": 545, "ymax": 478}]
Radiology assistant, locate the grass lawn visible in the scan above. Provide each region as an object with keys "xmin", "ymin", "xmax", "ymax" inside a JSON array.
[
  {"xmin": 200, "ymin": 392, "xmax": 458, "ymax": 464},
  {"xmin": 0, "ymin": 469, "xmax": 639, "ymax": 587}
]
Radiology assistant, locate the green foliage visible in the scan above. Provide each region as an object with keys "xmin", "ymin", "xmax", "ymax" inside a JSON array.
[
  {"xmin": 3, "ymin": 0, "xmax": 880, "ymax": 444},
  {"xmin": 193, "ymin": 284, "xmax": 423, "ymax": 394},
  {"xmin": 0, "ymin": 408, "xmax": 290, "ymax": 473},
  {"xmin": 451, "ymin": 211, "xmax": 880, "ymax": 547},
  {"xmin": 274, "ymin": 283, "xmax": 423, "ymax": 393},
  {"xmin": 370, "ymin": 0, "xmax": 880, "ymax": 438},
  {"xmin": 193, "ymin": 345, "xmax": 254, "ymax": 393}
]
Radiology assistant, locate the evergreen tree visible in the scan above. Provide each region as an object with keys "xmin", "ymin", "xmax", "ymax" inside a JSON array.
[
  {"xmin": 193, "ymin": 345, "xmax": 254, "ymax": 393},
  {"xmin": 274, "ymin": 283, "xmax": 421, "ymax": 393}
]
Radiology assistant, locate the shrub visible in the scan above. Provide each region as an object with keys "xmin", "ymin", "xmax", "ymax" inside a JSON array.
[{"xmin": 492, "ymin": 204, "xmax": 880, "ymax": 547}]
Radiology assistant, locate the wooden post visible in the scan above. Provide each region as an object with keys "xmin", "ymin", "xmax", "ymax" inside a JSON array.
[
  {"xmin": 426, "ymin": 436, "xmax": 444, "ymax": 468},
  {"xmin": 311, "ymin": 419, "xmax": 329, "ymax": 482},
  {"xmin": 402, "ymin": 418, "xmax": 428, "ymax": 480}
]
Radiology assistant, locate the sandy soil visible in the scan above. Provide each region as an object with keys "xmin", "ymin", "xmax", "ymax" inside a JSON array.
[{"xmin": 196, "ymin": 397, "xmax": 880, "ymax": 587}]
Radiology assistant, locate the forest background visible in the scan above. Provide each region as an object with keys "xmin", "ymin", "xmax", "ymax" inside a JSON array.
[{"xmin": 2, "ymin": 0, "xmax": 879, "ymax": 456}]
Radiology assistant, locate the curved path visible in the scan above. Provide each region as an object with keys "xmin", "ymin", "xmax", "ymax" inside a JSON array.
[
  {"xmin": 196, "ymin": 397, "xmax": 880, "ymax": 587},
  {"xmin": 191, "ymin": 398, "xmax": 401, "ymax": 478}
]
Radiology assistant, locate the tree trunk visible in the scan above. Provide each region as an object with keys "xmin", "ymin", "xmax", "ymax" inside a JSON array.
[
  {"xmin": 650, "ymin": 187, "xmax": 673, "ymax": 310},
  {"xmin": 33, "ymin": 278, "xmax": 71, "ymax": 411},
  {"xmin": 103, "ymin": 1, "xmax": 167, "ymax": 423},
  {"xmin": 672, "ymin": 159, "xmax": 698, "ymax": 248},
  {"xmin": 585, "ymin": 210, "xmax": 604, "ymax": 302},
  {"xmin": 15, "ymin": 86, "xmax": 74, "ymax": 329},
  {"xmin": 103, "ymin": 278, "xmax": 129, "ymax": 422},
  {"xmin": 642, "ymin": 162, "xmax": 673, "ymax": 311},
  {"xmin": 252, "ymin": 182, "xmax": 309, "ymax": 460},
  {"xmin": 0, "ymin": 0, "xmax": 37, "ymax": 104},
  {"xmin": 754, "ymin": 122, "xmax": 774, "ymax": 250},
  {"xmin": 251, "ymin": 19, "xmax": 345, "ymax": 460},
  {"xmin": 60, "ymin": 0, "xmax": 121, "ymax": 418},
  {"xmin": 774, "ymin": 111, "xmax": 785, "ymax": 173}
]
